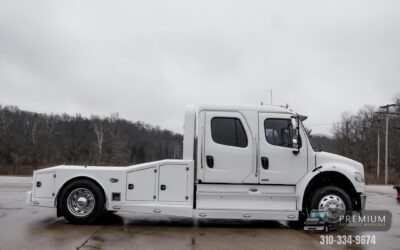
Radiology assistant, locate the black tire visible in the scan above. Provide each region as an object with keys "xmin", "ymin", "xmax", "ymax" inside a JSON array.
[
  {"xmin": 309, "ymin": 186, "xmax": 352, "ymax": 226},
  {"xmin": 58, "ymin": 179, "xmax": 105, "ymax": 224},
  {"xmin": 310, "ymin": 186, "xmax": 352, "ymax": 211}
]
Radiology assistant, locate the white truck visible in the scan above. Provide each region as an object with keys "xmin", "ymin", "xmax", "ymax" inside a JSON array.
[{"xmin": 26, "ymin": 105, "xmax": 366, "ymax": 225}]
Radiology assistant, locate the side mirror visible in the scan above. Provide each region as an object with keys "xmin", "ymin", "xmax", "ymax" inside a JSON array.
[
  {"xmin": 291, "ymin": 116, "xmax": 300, "ymax": 154},
  {"xmin": 292, "ymin": 137, "xmax": 299, "ymax": 149}
]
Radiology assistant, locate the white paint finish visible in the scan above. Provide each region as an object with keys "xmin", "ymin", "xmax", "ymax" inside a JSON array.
[
  {"xmin": 258, "ymin": 113, "xmax": 308, "ymax": 184},
  {"xmin": 126, "ymin": 167, "xmax": 156, "ymax": 201},
  {"xmin": 196, "ymin": 111, "xmax": 206, "ymax": 181},
  {"xmin": 197, "ymin": 184, "xmax": 295, "ymax": 194},
  {"xmin": 198, "ymin": 104, "xmax": 295, "ymax": 115},
  {"xmin": 110, "ymin": 203, "xmax": 194, "ymax": 217},
  {"xmin": 29, "ymin": 160, "xmax": 195, "ymax": 217},
  {"xmin": 197, "ymin": 184, "xmax": 296, "ymax": 211},
  {"xmin": 29, "ymin": 197, "xmax": 55, "ymax": 207},
  {"xmin": 183, "ymin": 105, "xmax": 196, "ymax": 160},
  {"xmin": 31, "ymin": 160, "xmax": 193, "ymax": 205},
  {"xmin": 194, "ymin": 209, "xmax": 298, "ymax": 221},
  {"xmin": 302, "ymin": 123, "xmax": 316, "ymax": 172},
  {"xmin": 240, "ymin": 111, "xmax": 259, "ymax": 183},
  {"xmin": 26, "ymin": 104, "xmax": 366, "ymax": 223},
  {"xmin": 158, "ymin": 164, "xmax": 188, "ymax": 202},
  {"xmin": 316, "ymin": 151, "xmax": 364, "ymax": 173},
  {"xmin": 197, "ymin": 194, "xmax": 296, "ymax": 211},
  {"xmin": 203, "ymin": 111, "xmax": 255, "ymax": 183},
  {"xmin": 33, "ymin": 172, "xmax": 55, "ymax": 198},
  {"xmin": 295, "ymin": 162, "xmax": 365, "ymax": 210}
]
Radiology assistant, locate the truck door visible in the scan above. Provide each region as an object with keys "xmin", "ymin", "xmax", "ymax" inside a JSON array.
[
  {"xmin": 203, "ymin": 111, "xmax": 255, "ymax": 183},
  {"xmin": 258, "ymin": 113, "xmax": 307, "ymax": 184}
]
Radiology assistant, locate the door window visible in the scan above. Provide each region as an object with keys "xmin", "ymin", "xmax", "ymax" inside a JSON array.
[
  {"xmin": 264, "ymin": 119, "xmax": 293, "ymax": 148},
  {"xmin": 211, "ymin": 118, "xmax": 248, "ymax": 147}
]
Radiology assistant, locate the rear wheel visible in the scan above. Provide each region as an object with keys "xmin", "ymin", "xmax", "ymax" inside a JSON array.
[{"xmin": 59, "ymin": 179, "xmax": 105, "ymax": 224}]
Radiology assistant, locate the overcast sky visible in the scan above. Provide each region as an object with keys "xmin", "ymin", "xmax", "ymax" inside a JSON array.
[{"xmin": 0, "ymin": 1, "xmax": 399, "ymax": 135}]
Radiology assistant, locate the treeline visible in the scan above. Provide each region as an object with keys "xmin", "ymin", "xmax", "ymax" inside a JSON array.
[
  {"xmin": 1, "ymin": 96, "xmax": 399, "ymax": 184},
  {"xmin": 0, "ymin": 105, "xmax": 182, "ymax": 175},
  {"xmin": 309, "ymin": 94, "xmax": 400, "ymax": 184}
]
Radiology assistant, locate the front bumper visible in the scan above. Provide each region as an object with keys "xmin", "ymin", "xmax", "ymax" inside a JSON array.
[{"xmin": 360, "ymin": 193, "xmax": 366, "ymax": 215}]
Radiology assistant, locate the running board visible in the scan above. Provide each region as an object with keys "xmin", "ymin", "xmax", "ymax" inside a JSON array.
[
  {"xmin": 196, "ymin": 184, "xmax": 297, "ymax": 211},
  {"xmin": 194, "ymin": 209, "xmax": 299, "ymax": 221}
]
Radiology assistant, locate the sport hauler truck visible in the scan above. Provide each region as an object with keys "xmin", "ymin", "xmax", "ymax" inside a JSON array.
[{"xmin": 26, "ymin": 105, "xmax": 366, "ymax": 224}]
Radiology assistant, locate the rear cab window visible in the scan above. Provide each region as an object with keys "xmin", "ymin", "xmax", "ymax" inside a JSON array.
[{"xmin": 211, "ymin": 117, "xmax": 248, "ymax": 147}]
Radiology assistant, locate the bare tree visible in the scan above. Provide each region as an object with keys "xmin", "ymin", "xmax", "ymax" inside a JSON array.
[
  {"xmin": 45, "ymin": 115, "xmax": 59, "ymax": 136},
  {"xmin": 29, "ymin": 114, "xmax": 42, "ymax": 146},
  {"xmin": 0, "ymin": 104, "xmax": 183, "ymax": 174},
  {"xmin": 108, "ymin": 112, "xmax": 119, "ymax": 140},
  {"xmin": 0, "ymin": 106, "xmax": 19, "ymax": 136},
  {"xmin": 91, "ymin": 116, "xmax": 106, "ymax": 162}
]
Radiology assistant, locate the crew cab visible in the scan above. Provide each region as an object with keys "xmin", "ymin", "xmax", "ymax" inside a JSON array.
[{"xmin": 26, "ymin": 105, "xmax": 366, "ymax": 224}]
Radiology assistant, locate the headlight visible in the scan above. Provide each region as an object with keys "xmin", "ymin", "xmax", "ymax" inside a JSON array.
[{"xmin": 354, "ymin": 172, "xmax": 364, "ymax": 183}]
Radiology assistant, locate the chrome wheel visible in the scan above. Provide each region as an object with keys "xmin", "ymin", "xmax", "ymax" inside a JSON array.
[
  {"xmin": 318, "ymin": 194, "xmax": 346, "ymax": 212},
  {"xmin": 318, "ymin": 194, "xmax": 346, "ymax": 223},
  {"xmin": 67, "ymin": 188, "xmax": 95, "ymax": 217}
]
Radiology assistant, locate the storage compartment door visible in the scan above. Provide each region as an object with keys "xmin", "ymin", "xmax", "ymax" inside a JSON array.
[
  {"xmin": 34, "ymin": 172, "xmax": 55, "ymax": 198},
  {"xmin": 159, "ymin": 164, "xmax": 188, "ymax": 202},
  {"xmin": 126, "ymin": 167, "xmax": 156, "ymax": 201}
]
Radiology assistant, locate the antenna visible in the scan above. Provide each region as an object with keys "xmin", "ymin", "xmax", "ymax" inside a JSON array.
[{"xmin": 270, "ymin": 90, "xmax": 273, "ymax": 105}]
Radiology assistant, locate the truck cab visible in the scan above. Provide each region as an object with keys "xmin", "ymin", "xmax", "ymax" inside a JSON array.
[{"xmin": 26, "ymin": 105, "xmax": 366, "ymax": 224}]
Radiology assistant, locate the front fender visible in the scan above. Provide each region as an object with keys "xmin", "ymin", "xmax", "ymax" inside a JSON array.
[{"xmin": 296, "ymin": 162, "xmax": 365, "ymax": 210}]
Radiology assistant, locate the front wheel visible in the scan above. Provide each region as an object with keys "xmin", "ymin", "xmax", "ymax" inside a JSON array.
[
  {"xmin": 58, "ymin": 179, "xmax": 105, "ymax": 224},
  {"xmin": 310, "ymin": 186, "xmax": 352, "ymax": 224}
]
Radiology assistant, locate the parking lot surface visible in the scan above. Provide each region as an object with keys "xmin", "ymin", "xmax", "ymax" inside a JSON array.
[{"xmin": 0, "ymin": 176, "xmax": 398, "ymax": 250}]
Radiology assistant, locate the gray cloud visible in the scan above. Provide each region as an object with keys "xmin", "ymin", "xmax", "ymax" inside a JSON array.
[{"xmin": 1, "ymin": 0, "xmax": 399, "ymax": 135}]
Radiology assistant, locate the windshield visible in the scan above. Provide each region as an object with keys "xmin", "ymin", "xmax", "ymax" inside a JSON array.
[{"xmin": 300, "ymin": 121, "xmax": 316, "ymax": 152}]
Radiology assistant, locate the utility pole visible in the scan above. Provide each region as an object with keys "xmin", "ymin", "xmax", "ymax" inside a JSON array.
[
  {"xmin": 376, "ymin": 104, "xmax": 400, "ymax": 185},
  {"xmin": 377, "ymin": 124, "xmax": 380, "ymax": 178},
  {"xmin": 385, "ymin": 112, "xmax": 388, "ymax": 185},
  {"xmin": 374, "ymin": 118, "xmax": 384, "ymax": 179}
]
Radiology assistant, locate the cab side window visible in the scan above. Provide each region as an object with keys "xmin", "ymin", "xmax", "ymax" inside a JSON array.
[
  {"xmin": 264, "ymin": 119, "xmax": 293, "ymax": 148},
  {"xmin": 211, "ymin": 118, "xmax": 248, "ymax": 147}
]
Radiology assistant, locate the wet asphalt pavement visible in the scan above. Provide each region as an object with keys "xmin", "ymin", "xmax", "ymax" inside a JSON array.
[{"xmin": 0, "ymin": 176, "xmax": 399, "ymax": 250}]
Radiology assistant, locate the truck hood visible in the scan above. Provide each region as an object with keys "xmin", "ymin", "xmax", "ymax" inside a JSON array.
[{"xmin": 316, "ymin": 151, "xmax": 364, "ymax": 173}]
